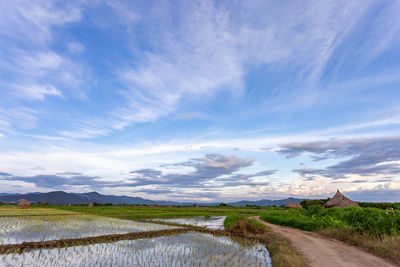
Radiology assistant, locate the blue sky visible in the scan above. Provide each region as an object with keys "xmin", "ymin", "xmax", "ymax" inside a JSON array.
[{"xmin": 0, "ymin": 0, "xmax": 399, "ymax": 202}]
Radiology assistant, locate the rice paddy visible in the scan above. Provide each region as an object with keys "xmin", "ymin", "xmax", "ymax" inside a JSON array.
[
  {"xmin": 0, "ymin": 215, "xmax": 178, "ymax": 244},
  {"xmin": 2, "ymin": 231, "xmax": 271, "ymax": 267},
  {"xmin": 0, "ymin": 206, "xmax": 272, "ymax": 266}
]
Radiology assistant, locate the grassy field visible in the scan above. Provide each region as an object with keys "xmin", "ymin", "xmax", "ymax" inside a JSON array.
[
  {"xmin": 0, "ymin": 206, "xmax": 79, "ymax": 216},
  {"xmin": 53, "ymin": 205, "xmax": 268, "ymax": 220}
]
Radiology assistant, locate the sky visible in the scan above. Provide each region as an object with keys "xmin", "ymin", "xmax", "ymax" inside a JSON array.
[{"xmin": 0, "ymin": 0, "xmax": 399, "ymax": 202}]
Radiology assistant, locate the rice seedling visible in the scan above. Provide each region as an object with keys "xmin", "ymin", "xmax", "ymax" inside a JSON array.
[
  {"xmin": 0, "ymin": 214, "xmax": 178, "ymax": 244},
  {"xmin": 1, "ymin": 231, "xmax": 272, "ymax": 267}
]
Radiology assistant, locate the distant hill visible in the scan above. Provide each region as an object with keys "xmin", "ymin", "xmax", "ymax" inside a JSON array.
[
  {"xmin": 229, "ymin": 197, "xmax": 305, "ymax": 207},
  {"xmin": 0, "ymin": 191, "xmax": 306, "ymax": 206}
]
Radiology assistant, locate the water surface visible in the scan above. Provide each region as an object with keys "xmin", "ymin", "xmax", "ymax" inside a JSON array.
[
  {"xmin": 1, "ymin": 231, "xmax": 272, "ymax": 267},
  {"xmin": 0, "ymin": 215, "xmax": 178, "ymax": 244},
  {"xmin": 152, "ymin": 216, "xmax": 226, "ymax": 230}
]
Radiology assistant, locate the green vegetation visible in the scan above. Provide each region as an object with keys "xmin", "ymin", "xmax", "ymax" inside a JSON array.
[
  {"xmin": 53, "ymin": 205, "xmax": 267, "ymax": 220},
  {"xmin": 358, "ymin": 202, "xmax": 400, "ymax": 210},
  {"xmin": 299, "ymin": 199, "xmax": 400, "ymax": 210},
  {"xmin": 260, "ymin": 206, "xmax": 400, "ymax": 236},
  {"xmin": 299, "ymin": 199, "xmax": 326, "ymax": 209},
  {"xmin": 0, "ymin": 206, "xmax": 78, "ymax": 216},
  {"xmin": 223, "ymin": 213, "xmax": 246, "ymax": 229}
]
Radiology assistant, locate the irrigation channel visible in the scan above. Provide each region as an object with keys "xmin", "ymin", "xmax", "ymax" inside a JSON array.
[{"xmin": 0, "ymin": 215, "xmax": 272, "ymax": 266}]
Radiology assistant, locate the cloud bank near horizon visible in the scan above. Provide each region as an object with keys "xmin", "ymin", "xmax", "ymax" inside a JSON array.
[{"xmin": 1, "ymin": 137, "xmax": 399, "ymax": 202}]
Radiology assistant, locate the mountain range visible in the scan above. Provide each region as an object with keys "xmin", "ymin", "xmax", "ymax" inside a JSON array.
[{"xmin": 0, "ymin": 191, "xmax": 305, "ymax": 206}]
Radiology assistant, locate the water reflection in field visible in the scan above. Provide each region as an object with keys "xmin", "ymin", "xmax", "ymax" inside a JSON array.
[
  {"xmin": 2, "ymin": 231, "xmax": 272, "ymax": 267},
  {"xmin": 152, "ymin": 216, "xmax": 226, "ymax": 229},
  {"xmin": 0, "ymin": 215, "xmax": 178, "ymax": 244}
]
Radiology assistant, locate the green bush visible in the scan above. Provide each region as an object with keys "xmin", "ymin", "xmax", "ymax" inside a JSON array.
[
  {"xmin": 300, "ymin": 199, "xmax": 326, "ymax": 209},
  {"xmin": 358, "ymin": 202, "xmax": 400, "ymax": 210},
  {"xmin": 224, "ymin": 214, "xmax": 246, "ymax": 229},
  {"xmin": 260, "ymin": 209, "xmax": 325, "ymax": 231}
]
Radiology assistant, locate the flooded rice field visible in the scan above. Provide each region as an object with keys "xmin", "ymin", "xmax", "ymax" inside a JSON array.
[
  {"xmin": 0, "ymin": 215, "xmax": 178, "ymax": 244},
  {"xmin": 0, "ymin": 214, "xmax": 272, "ymax": 266},
  {"xmin": 1, "ymin": 231, "xmax": 271, "ymax": 267},
  {"xmin": 152, "ymin": 216, "xmax": 226, "ymax": 230}
]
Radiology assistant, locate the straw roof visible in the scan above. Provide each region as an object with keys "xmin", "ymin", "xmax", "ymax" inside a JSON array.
[
  {"xmin": 286, "ymin": 201, "xmax": 303, "ymax": 208},
  {"xmin": 18, "ymin": 199, "xmax": 31, "ymax": 209},
  {"xmin": 324, "ymin": 190, "xmax": 359, "ymax": 208}
]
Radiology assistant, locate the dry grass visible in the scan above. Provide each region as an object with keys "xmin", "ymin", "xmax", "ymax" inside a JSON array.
[
  {"xmin": 227, "ymin": 219, "xmax": 309, "ymax": 267},
  {"xmin": 318, "ymin": 227, "xmax": 400, "ymax": 266}
]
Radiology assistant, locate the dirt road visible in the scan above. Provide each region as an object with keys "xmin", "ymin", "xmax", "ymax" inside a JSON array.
[{"xmin": 252, "ymin": 216, "xmax": 396, "ymax": 267}]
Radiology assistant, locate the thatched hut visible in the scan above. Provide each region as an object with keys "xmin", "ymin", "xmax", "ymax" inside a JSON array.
[
  {"xmin": 88, "ymin": 203, "xmax": 94, "ymax": 208},
  {"xmin": 286, "ymin": 201, "xmax": 302, "ymax": 208},
  {"xmin": 324, "ymin": 190, "xmax": 359, "ymax": 208},
  {"xmin": 18, "ymin": 199, "xmax": 31, "ymax": 209}
]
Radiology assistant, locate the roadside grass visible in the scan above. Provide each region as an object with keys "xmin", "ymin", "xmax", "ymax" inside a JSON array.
[
  {"xmin": 318, "ymin": 227, "xmax": 400, "ymax": 265},
  {"xmin": 260, "ymin": 206, "xmax": 400, "ymax": 264},
  {"xmin": 224, "ymin": 215, "xmax": 309, "ymax": 267}
]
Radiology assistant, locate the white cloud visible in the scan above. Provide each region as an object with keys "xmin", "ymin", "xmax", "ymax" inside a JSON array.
[
  {"xmin": 0, "ymin": 1, "xmax": 87, "ymax": 102},
  {"xmin": 0, "ymin": 107, "xmax": 39, "ymax": 131},
  {"xmin": 0, "ymin": 0, "xmax": 82, "ymax": 44},
  {"xmin": 110, "ymin": 0, "xmax": 374, "ymax": 128},
  {"xmin": 1, "ymin": 50, "xmax": 83, "ymax": 101},
  {"xmin": 14, "ymin": 84, "xmax": 62, "ymax": 100}
]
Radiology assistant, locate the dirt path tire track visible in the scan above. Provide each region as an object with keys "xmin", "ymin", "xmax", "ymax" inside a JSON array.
[{"xmin": 251, "ymin": 216, "xmax": 396, "ymax": 267}]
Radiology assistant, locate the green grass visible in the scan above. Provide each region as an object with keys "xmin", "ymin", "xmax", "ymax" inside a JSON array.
[
  {"xmin": 0, "ymin": 206, "xmax": 79, "ymax": 216},
  {"xmin": 223, "ymin": 214, "xmax": 246, "ymax": 229},
  {"xmin": 54, "ymin": 205, "xmax": 268, "ymax": 220}
]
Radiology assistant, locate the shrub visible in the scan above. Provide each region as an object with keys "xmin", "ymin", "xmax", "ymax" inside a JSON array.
[
  {"xmin": 300, "ymin": 199, "xmax": 326, "ymax": 209},
  {"xmin": 358, "ymin": 202, "xmax": 400, "ymax": 210},
  {"xmin": 224, "ymin": 214, "xmax": 246, "ymax": 229}
]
